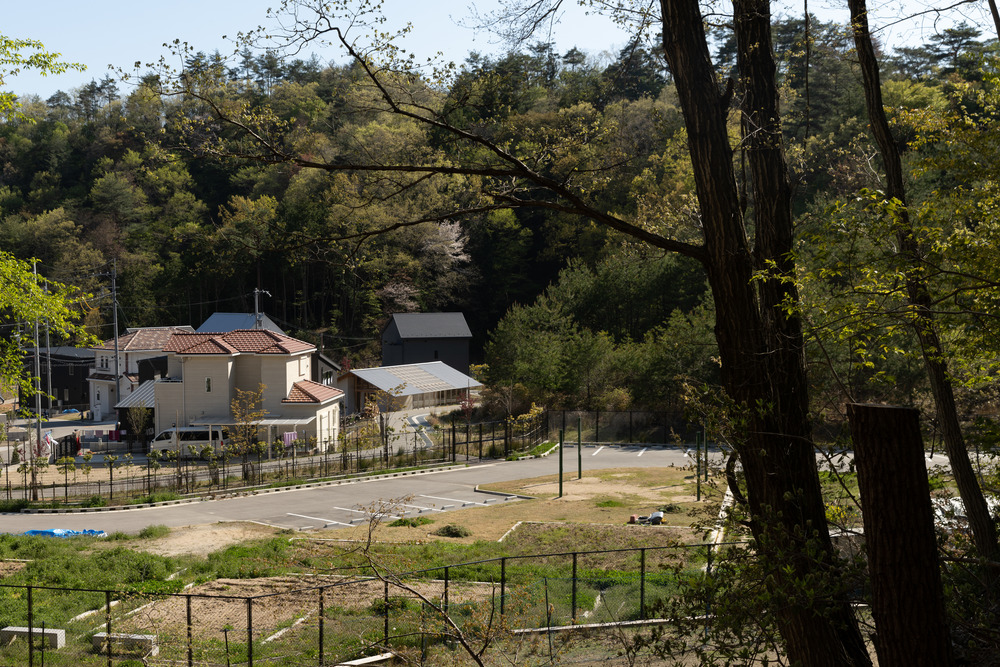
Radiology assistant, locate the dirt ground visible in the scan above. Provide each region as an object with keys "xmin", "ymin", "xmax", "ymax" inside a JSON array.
[
  {"xmin": 138, "ymin": 521, "xmax": 283, "ymax": 557},
  {"xmin": 133, "ymin": 467, "xmax": 711, "ymax": 557}
]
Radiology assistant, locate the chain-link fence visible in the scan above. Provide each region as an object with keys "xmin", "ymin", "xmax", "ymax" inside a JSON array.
[
  {"xmin": 2, "ymin": 412, "xmax": 549, "ymax": 507},
  {"xmin": 0, "ymin": 542, "xmax": 730, "ymax": 666},
  {"xmin": 546, "ymin": 410, "xmax": 700, "ymax": 445}
]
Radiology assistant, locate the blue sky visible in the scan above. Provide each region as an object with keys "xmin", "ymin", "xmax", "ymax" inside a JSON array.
[
  {"xmin": 3, "ymin": 0, "xmax": 635, "ymax": 99},
  {"xmin": 3, "ymin": 0, "xmax": 989, "ymax": 100}
]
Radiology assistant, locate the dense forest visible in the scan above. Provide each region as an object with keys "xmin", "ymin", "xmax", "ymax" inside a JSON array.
[
  {"xmin": 6, "ymin": 2, "xmax": 1000, "ymax": 663},
  {"xmin": 1, "ymin": 14, "xmax": 998, "ymax": 422}
]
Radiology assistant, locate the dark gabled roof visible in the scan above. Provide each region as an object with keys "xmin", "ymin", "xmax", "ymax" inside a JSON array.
[
  {"xmin": 22, "ymin": 346, "xmax": 93, "ymax": 360},
  {"xmin": 197, "ymin": 312, "xmax": 285, "ymax": 334},
  {"xmin": 164, "ymin": 329, "xmax": 315, "ymax": 356},
  {"xmin": 387, "ymin": 313, "xmax": 471, "ymax": 339}
]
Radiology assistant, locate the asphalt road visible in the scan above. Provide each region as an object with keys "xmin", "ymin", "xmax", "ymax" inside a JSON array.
[
  {"xmin": 0, "ymin": 441, "xmax": 957, "ymax": 536},
  {"xmin": 0, "ymin": 444, "xmax": 703, "ymax": 534}
]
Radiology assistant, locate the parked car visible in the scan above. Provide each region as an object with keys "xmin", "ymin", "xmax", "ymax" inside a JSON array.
[{"xmin": 150, "ymin": 427, "xmax": 228, "ymax": 458}]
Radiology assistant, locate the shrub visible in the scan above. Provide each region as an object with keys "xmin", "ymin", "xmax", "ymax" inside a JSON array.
[
  {"xmin": 0, "ymin": 499, "xmax": 30, "ymax": 512},
  {"xmin": 433, "ymin": 524, "xmax": 471, "ymax": 538},
  {"xmin": 80, "ymin": 495, "xmax": 107, "ymax": 508}
]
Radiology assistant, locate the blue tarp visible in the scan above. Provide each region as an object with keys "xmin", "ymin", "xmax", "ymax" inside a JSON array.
[{"xmin": 22, "ymin": 529, "xmax": 107, "ymax": 538}]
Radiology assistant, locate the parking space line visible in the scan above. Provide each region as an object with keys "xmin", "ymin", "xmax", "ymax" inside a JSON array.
[
  {"xmin": 400, "ymin": 503, "xmax": 442, "ymax": 513},
  {"xmin": 287, "ymin": 513, "xmax": 351, "ymax": 527},
  {"xmin": 332, "ymin": 506, "xmax": 366, "ymax": 514},
  {"xmin": 592, "ymin": 446, "xmax": 604, "ymax": 456},
  {"xmin": 419, "ymin": 494, "xmax": 488, "ymax": 507},
  {"xmin": 637, "ymin": 447, "xmax": 647, "ymax": 457}
]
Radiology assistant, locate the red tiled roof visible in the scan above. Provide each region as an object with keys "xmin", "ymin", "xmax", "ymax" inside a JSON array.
[
  {"xmin": 94, "ymin": 326, "xmax": 193, "ymax": 352},
  {"xmin": 283, "ymin": 380, "xmax": 344, "ymax": 404},
  {"xmin": 164, "ymin": 330, "xmax": 315, "ymax": 356},
  {"xmin": 163, "ymin": 334, "xmax": 240, "ymax": 355}
]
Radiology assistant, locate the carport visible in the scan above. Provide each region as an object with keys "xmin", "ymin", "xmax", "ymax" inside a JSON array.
[{"xmin": 190, "ymin": 416, "xmax": 316, "ymax": 458}]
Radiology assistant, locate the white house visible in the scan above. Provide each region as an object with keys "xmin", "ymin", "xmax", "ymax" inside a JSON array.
[
  {"xmin": 153, "ymin": 329, "xmax": 343, "ymax": 450},
  {"xmin": 89, "ymin": 326, "xmax": 195, "ymax": 421}
]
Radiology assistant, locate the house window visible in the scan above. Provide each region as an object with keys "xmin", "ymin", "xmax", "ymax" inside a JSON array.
[
  {"xmin": 97, "ymin": 389, "xmax": 101, "ymax": 401},
  {"xmin": 205, "ymin": 377, "xmax": 212, "ymax": 393},
  {"xmin": 68, "ymin": 365, "xmax": 73, "ymax": 376},
  {"xmin": 298, "ymin": 356, "xmax": 306, "ymax": 376}
]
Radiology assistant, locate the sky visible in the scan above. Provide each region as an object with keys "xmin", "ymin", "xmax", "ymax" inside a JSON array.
[
  {"xmin": 3, "ymin": 0, "xmax": 993, "ymax": 100},
  {"xmin": 3, "ymin": 0, "xmax": 636, "ymax": 100}
]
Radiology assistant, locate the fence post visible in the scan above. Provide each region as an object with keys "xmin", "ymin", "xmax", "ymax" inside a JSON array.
[
  {"xmin": 629, "ymin": 410, "xmax": 633, "ymax": 443},
  {"xmin": 319, "ymin": 587, "xmax": 325, "ymax": 666},
  {"xmin": 558, "ymin": 430, "xmax": 564, "ymax": 498},
  {"xmin": 571, "ymin": 553, "xmax": 578, "ymax": 624},
  {"xmin": 595, "ymin": 411, "xmax": 600, "ymax": 443},
  {"xmin": 27, "ymin": 585, "xmax": 33, "ymax": 667},
  {"xmin": 500, "ymin": 557, "xmax": 507, "ymax": 617},
  {"xmin": 106, "ymin": 590, "xmax": 113, "ymax": 667},
  {"xmin": 247, "ymin": 597, "xmax": 253, "ymax": 667},
  {"xmin": 640, "ymin": 548, "xmax": 646, "ymax": 620},
  {"xmin": 478, "ymin": 424, "xmax": 483, "ymax": 460},
  {"xmin": 187, "ymin": 594, "xmax": 194, "ymax": 667},
  {"xmin": 577, "ymin": 417, "xmax": 582, "ymax": 479},
  {"xmin": 383, "ymin": 579, "xmax": 390, "ymax": 647},
  {"xmin": 443, "ymin": 566, "xmax": 450, "ymax": 616}
]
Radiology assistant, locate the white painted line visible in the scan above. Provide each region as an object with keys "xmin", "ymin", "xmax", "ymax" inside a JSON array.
[
  {"xmin": 592, "ymin": 446, "xmax": 604, "ymax": 456},
  {"xmin": 332, "ymin": 506, "xmax": 366, "ymax": 514},
  {"xmin": 400, "ymin": 503, "xmax": 442, "ymax": 512},
  {"xmin": 287, "ymin": 513, "xmax": 351, "ymax": 527},
  {"xmin": 419, "ymin": 494, "xmax": 488, "ymax": 506},
  {"xmin": 637, "ymin": 447, "xmax": 647, "ymax": 457}
]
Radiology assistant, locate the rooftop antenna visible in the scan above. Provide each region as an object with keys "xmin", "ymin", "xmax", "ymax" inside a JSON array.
[{"xmin": 253, "ymin": 288, "xmax": 271, "ymax": 330}]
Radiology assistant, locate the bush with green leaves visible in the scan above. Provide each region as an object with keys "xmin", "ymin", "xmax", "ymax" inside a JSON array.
[{"xmin": 433, "ymin": 524, "xmax": 471, "ymax": 538}]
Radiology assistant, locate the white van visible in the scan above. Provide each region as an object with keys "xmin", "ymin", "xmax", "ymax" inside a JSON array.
[{"xmin": 150, "ymin": 427, "xmax": 227, "ymax": 458}]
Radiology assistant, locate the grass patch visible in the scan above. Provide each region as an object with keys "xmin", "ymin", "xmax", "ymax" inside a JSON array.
[
  {"xmin": 527, "ymin": 441, "xmax": 557, "ymax": 457},
  {"xmin": 80, "ymin": 495, "xmax": 107, "ymax": 508},
  {"xmin": 596, "ymin": 499, "xmax": 626, "ymax": 508},
  {"xmin": 138, "ymin": 524, "xmax": 171, "ymax": 539},
  {"xmin": 389, "ymin": 516, "xmax": 433, "ymax": 528},
  {"xmin": 190, "ymin": 538, "xmax": 294, "ymax": 580},
  {"xmin": 135, "ymin": 491, "xmax": 182, "ymax": 504}
]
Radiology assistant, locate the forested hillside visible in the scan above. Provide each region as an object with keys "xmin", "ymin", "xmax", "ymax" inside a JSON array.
[{"xmin": 2, "ymin": 15, "xmax": 998, "ymax": 419}]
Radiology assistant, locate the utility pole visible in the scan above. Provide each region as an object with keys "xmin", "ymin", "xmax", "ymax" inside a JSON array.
[
  {"xmin": 32, "ymin": 262, "xmax": 42, "ymax": 459},
  {"xmin": 111, "ymin": 259, "xmax": 121, "ymax": 413},
  {"xmin": 44, "ymin": 281, "xmax": 52, "ymax": 415}
]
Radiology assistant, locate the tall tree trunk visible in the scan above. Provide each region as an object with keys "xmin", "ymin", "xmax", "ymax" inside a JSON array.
[
  {"xmin": 659, "ymin": 1, "xmax": 870, "ymax": 664},
  {"xmin": 848, "ymin": 0, "xmax": 1000, "ymax": 567},
  {"xmin": 848, "ymin": 403, "xmax": 954, "ymax": 666}
]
